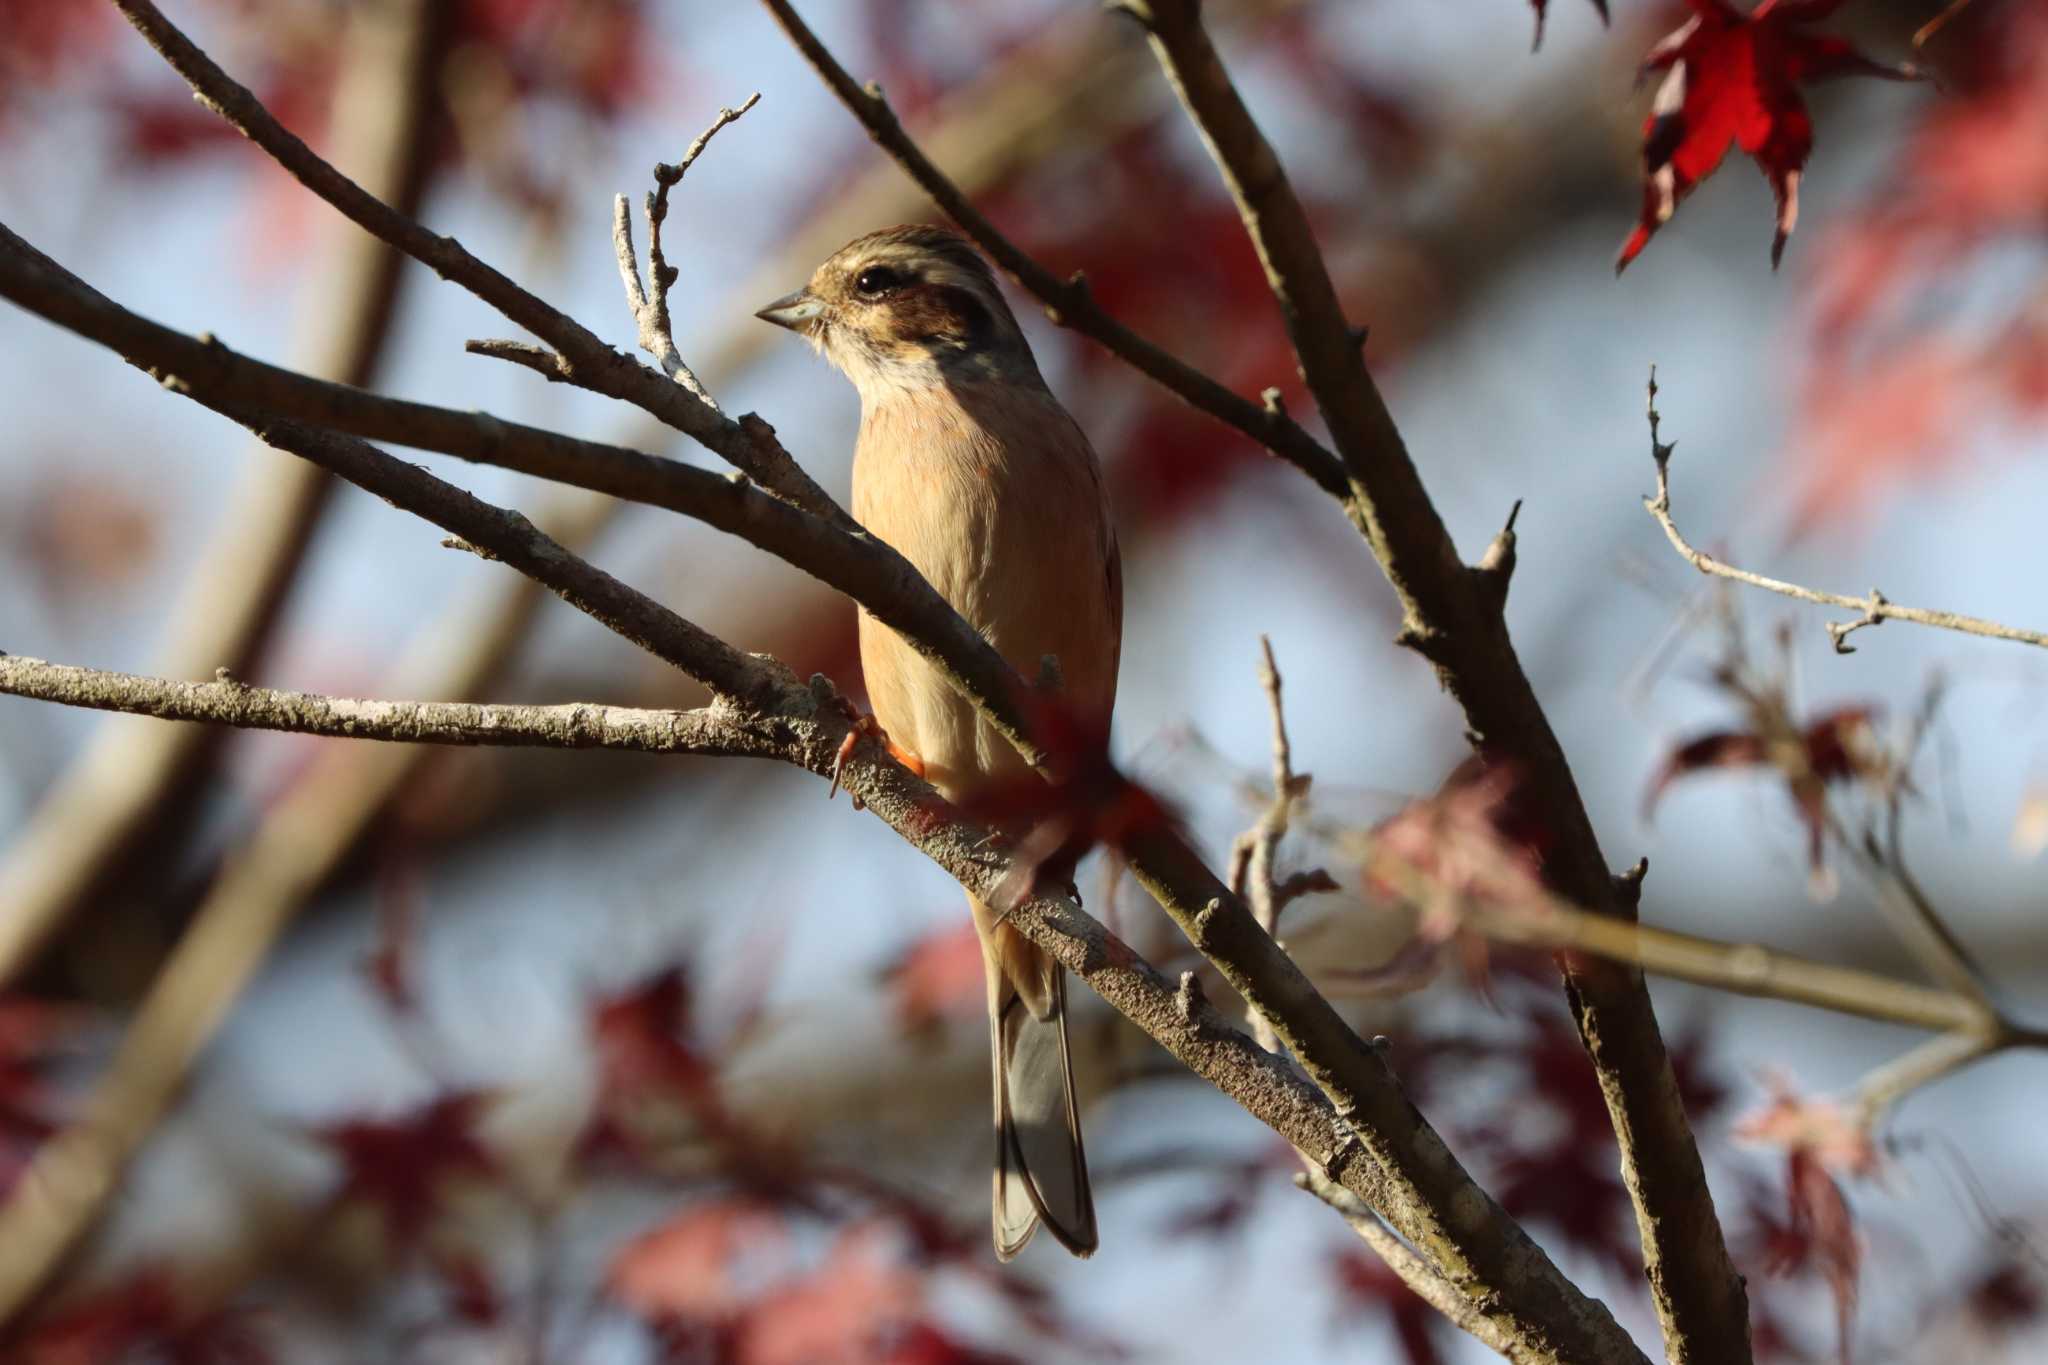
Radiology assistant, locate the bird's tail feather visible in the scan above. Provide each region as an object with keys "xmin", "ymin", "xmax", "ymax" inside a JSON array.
[{"xmin": 991, "ymin": 967, "xmax": 1097, "ymax": 1260}]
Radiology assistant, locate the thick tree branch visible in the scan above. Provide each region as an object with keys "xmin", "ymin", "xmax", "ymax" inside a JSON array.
[
  {"xmin": 1643, "ymin": 371, "xmax": 2047, "ymax": 652},
  {"xmin": 756, "ymin": 0, "xmax": 1351, "ymax": 501},
  {"xmin": 1296, "ymin": 1167, "xmax": 1521, "ymax": 1361},
  {"xmin": 1111, "ymin": 7, "xmax": 1749, "ymax": 1359}
]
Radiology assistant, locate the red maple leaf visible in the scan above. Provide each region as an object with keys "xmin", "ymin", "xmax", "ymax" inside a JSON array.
[
  {"xmin": 1618, "ymin": 0, "xmax": 1919, "ymax": 272},
  {"xmin": 314, "ymin": 1092, "xmax": 498, "ymax": 1250}
]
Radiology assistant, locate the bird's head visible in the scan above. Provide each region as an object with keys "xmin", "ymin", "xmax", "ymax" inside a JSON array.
[{"xmin": 755, "ymin": 224, "xmax": 1041, "ymax": 400}]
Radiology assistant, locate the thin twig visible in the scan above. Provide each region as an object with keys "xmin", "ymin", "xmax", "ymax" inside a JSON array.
[
  {"xmin": 1643, "ymin": 369, "xmax": 2048, "ymax": 653},
  {"xmin": 1854, "ymin": 1031, "xmax": 2001, "ymax": 1126},
  {"xmin": 1914, "ymin": 0, "xmax": 1979, "ymax": 50},
  {"xmin": 1827, "ymin": 802, "xmax": 1994, "ymax": 1009},
  {"xmin": 1229, "ymin": 637, "xmax": 1327, "ymax": 1054},
  {"xmin": 617, "ymin": 92, "xmax": 759, "ymax": 404}
]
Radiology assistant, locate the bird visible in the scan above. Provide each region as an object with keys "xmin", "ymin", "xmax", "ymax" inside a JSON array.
[{"xmin": 757, "ymin": 224, "xmax": 1121, "ymax": 1260}]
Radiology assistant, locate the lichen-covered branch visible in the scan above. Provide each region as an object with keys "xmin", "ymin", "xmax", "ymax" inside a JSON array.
[{"xmin": 0, "ymin": 654, "xmax": 744, "ymax": 756}]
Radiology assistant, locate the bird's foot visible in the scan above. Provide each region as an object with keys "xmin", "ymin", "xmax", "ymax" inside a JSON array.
[{"xmin": 828, "ymin": 701, "xmax": 923, "ymax": 808}]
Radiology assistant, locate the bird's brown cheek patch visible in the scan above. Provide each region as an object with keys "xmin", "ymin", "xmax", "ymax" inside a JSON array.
[{"xmin": 886, "ymin": 284, "xmax": 992, "ymax": 347}]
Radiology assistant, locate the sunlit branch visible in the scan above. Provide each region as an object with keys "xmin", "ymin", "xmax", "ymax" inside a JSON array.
[{"xmin": 1644, "ymin": 369, "xmax": 2048, "ymax": 653}]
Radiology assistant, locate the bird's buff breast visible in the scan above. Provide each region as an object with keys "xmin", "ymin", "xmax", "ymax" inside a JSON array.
[{"xmin": 851, "ymin": 382, "xmax": 1120, "ymax": 801}]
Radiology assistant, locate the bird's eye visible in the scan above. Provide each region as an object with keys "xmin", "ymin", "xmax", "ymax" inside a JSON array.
[{"xmin": 854, "ymin": 265, "xmax": 904, "ymax": 296}]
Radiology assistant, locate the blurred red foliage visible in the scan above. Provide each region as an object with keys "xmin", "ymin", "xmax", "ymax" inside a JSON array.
[
  {"xmin": 1400, "ymin": 980, "xmax": 1730, "ymax": 1278},
  {"xmin": 11, "ymin": 1269, "xmax": 273, "ymax": 1365},
  {"xmin": 1787, "ymin": 0, "xmax": 2048, "ymax": 531},
  {"xmin": 883, "ymin": 921, "xmax": 986, "ymax": 1034},
  {"xmin": 1643, "ymin": 703, "xmax": 1885, "ymax": 877},
  {"xmin": 1736, "ymin": 1077, "xmax": 1881, "ymax": 1362},
  {"xmin": 0, "ymin": 998, "xmax": 79, "ymax": 1199},
  {"xmin": 313, "ymin": 1091, "xmax": 500, "ymax": 1250}
]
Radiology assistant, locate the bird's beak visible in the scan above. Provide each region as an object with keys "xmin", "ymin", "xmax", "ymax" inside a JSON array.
[{"xmin": 755, "ymin": 289, "xmax": 825, "ymax": 331}]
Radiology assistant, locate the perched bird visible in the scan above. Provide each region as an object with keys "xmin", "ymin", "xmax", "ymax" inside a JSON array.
[{"xmin": 758, "ymin": 225, "xmax": 1121, "ymax": 1259}]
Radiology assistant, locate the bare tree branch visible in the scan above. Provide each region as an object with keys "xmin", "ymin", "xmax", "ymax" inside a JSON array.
[
  {"xmin": 1643, "ymin": 370, "xmax": 2048, "ymax": 653},
  {"xmin": 1454, "ymin": 890, "xmax": 1989, "ymax": 1036},
  {"xmin": 0, "ymin": 0, "xmax": 448, "ymax": 989},
  {"xmin": 0, "ymin": 653, "xmax": 744, "ymax": 756},
  {"xmin": 1102, "ymin": 4, "xmax": 1751, "ymax": 1358}
]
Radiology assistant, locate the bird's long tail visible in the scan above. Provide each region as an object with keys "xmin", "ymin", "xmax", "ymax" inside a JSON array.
[{"xmin": 976, "ymin": 898, "xmax": 1096, "ymax": 1261}]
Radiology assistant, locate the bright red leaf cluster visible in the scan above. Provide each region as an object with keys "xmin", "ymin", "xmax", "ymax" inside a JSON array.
[{"xmin": 1619, "ymin": 0, "xmax": 1919, "ymax": 272}]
